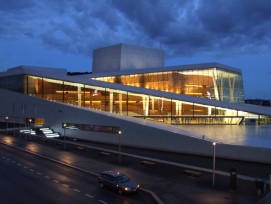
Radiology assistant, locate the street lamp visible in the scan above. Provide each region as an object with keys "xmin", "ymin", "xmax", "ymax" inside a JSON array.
[
  {"xmin": 5, "ymin": 116, "xmax": 8, "ymax": 135},
  {"xmin": 212, "ymin": 142, "xmax": 216, "ymax": 187},
  {"xmin": 118, "ymin": 130, "xmax": 122, "ymax": 165},
  {"xmin": 29, "ymin": 118, "xmax": 32, "ymax": 140},
  {"xmin": 63, "ymin": 123, "xmax": 67, "ymax": 150}
]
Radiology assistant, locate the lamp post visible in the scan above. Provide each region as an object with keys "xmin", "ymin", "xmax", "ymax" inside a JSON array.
[
  {"xmin": 212, "ymin": 142, "xmax": 216, "ymax": 187},
  {"xmin": 29, "ymin": 118, "xmax": 32, "ymax": 140},
  {"xmin": 118, "ymin": 130, "xmax": 122, "ymax": 165},
  {"xmin": 5, "ymin": 116, "xmax": 8, "ymax": 135},
  {"xmin": 63, "ymin": 123, "xmax": 67, "ymax": 150}
]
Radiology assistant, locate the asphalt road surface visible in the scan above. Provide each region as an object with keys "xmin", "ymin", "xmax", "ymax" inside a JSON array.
[
  {"xmin": 0, "ymin": 143, "xmax": 154, "ymax": 204},
  {"xmin": 0, "ymin": 132, "xmax": 266, "ymax": 204}
]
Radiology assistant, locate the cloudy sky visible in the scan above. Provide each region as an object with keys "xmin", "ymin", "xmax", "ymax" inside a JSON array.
[{"xmin": 0, "ymin": 0, "xmax": 271, "ymax": 99}]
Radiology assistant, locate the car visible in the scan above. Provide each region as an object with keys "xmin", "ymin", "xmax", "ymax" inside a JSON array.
[{"xmin": 98, "ymin": 171, "xmax": 140, "ymax": 195}]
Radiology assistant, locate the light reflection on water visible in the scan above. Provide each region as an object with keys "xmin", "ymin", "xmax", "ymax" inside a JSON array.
[{"xmin": 180, "ymin": 125, "xmax": 271, "ymax": 149}]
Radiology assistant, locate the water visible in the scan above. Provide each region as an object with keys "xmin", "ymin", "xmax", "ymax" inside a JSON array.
[{"xmin": 180, "ymin": 125, "xmax": 271, "ymax": 149}]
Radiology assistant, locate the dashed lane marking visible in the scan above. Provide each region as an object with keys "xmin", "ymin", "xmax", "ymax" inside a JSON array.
[
  {"xmin": 73, "ymin": 188, "xmax": 80, "ymax": 193},
  {"xmin": 98, "ymin": 200, "xmax": 108, "ymax": 204},
  {"xmin": 0, "ymin": 154, "xmax": 108, "ymax": 203},
  {"xmin": 85, "ymin": 194, "xmax": 93, "ymax": 198},
  {"xmin": 62, "ymin": 184, "xmax": 70, "ymax": 188}
]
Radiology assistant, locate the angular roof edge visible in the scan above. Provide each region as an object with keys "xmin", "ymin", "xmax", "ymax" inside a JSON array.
[
  {"xmin": 90, "ymin": 62, "xmax": 242, "ymax": 78},
  {"xmin": 0, "ymin": 65, "xmax": 67, "ymax": 77}
]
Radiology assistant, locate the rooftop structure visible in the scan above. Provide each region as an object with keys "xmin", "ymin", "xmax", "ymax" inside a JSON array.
[{"xmin": 92, "ymin": 43, "xmax": 164, "ymax": 73}]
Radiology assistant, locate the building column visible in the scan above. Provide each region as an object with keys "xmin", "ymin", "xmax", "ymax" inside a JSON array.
[
  {"xmin": 152, "ymin": 97, "xmax": 155, "ymax": 112},
  {"xmin": 110, "ymin": 91, "xmax": 113, "ymax": 113},
  {"xmin": 78, "ymin": 86, "xmax": 81, "ymax": 106},
  {"xmin": 228, "ymin": 77, "xmax": 236, "ymax": 103},
  {"xmin": 143, "ymin": 96, "xmax": 149, "ymax": 116},
  {"xmin": 176, "ymin": 101, "xmax": 182, "ymax": 116},
  {"xmin": 212, "ymin": 70, "xmax": 220, "ymax": 100},
  {"xmin": 119, "ymin": 93, "xmax": 123, "ymax": 114},
  {"xmin": 175, "ymin": 101, "xmax": 182, "ymax": 125}
]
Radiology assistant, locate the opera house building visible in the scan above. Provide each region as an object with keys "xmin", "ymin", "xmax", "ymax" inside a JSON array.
[{"xmin": 1, "ymin": 44, "xmax": 271, "ymax": 162}]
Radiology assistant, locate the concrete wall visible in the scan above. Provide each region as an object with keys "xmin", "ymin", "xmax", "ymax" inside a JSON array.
[{"xmin": 1, "ymin": 88, "xmax": 271, "ymax": 164}]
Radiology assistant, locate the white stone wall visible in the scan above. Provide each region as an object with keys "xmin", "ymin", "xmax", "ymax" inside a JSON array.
[{"xmin": 1, "ymin": 88, "xmax": 271, "ymax": 164}]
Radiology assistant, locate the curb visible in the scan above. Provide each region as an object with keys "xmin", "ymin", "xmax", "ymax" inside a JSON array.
[{"xmin": 139, "ymin": 188, "xmax": 164, "ymax": 204}]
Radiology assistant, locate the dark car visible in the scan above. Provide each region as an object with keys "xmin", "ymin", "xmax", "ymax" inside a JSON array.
[{"xmin": 98, "ymin": 171, "xmax": 140, "ymax": 195}]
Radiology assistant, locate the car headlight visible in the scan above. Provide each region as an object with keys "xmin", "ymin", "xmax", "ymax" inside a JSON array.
[{"xmin": 124, "ymin": 187, "xmax": 130, "ymax": 191}]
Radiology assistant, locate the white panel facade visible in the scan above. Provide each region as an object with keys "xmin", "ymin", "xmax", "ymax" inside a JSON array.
[
  {"xmin": 92, "ymin": 44, "xmax": 122, "ymax": 73},
  {"xmin": 1, "ymin": 88, "xmax": 271, "ymax": 164},
  {"xmin": 120, "ymin": 44, "xmax": 164, "ymax": 71},
  {"xmin": 92, "ymin": 44, "xmax": 164, "ymax": 73}
]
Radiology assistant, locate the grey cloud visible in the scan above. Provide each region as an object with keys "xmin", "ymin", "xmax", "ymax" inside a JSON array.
[
  {"xmin": 110, "ymin": 0, "xmax": 271, "ymax": 57},
  {"xmin": 111, "ymin": 0, "xmax": 189, "ymax": 39},
  {"xmin": 1, "ymin": 0, "xmax": 271, "ymax": 59}
]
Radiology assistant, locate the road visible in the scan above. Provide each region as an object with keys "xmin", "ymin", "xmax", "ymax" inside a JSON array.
[
  {"xmin": 0, "ymin": 143, "xmax": 154, "ymax": 204},
  {"xmin": 0, "ymin": 132, "xmax": 264, "ymax": 204}
]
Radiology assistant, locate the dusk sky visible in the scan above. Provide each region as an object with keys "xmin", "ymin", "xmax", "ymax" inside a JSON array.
[{"xmin": 0, "ymin": 0, "xmax": 271, "ymax": 99}]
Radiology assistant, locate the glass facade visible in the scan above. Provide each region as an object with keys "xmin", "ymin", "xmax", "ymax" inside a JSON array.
[
  {"xmin": 93, "ymin": 68, "xmax": 244, "ymax": 103},
  {"xmin": 64, "ymin": 122, "xmax": 121, "ymax": 134},
  {"xmin": 0, "ymin": 74, "xmax": 269, "ymax": 125},
  {"xmin": 21, "ymin": 75, "xmax": 267, "ymax": 125}
]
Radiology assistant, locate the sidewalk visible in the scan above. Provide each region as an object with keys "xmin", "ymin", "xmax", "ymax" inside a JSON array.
[{"xmin": 0, "ymin": 133, "xmax": 269, "ymax": 204}]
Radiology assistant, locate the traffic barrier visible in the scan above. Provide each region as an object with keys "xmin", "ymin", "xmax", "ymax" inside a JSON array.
[
  {"xmin": 75, "ymin": 146, "xmax": 86, "ymax": 151},
  {"xmin": 99, "ymin": 152, "xmax": 111, "ymax": 156},
  {"xmin": 183, "ymin": 169, "xmax": 201, "ymax": 177},
  {"xmin": 141, "ymin": 160, "xmax": 156, "ymax": 166}
]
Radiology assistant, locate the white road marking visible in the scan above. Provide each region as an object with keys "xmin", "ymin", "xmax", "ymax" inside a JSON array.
[
  {"xmin": 9, "ymin": 161, "xmax": 86, "ymax": 199},
  {"xmin": 0, "ymin": 152, "xmax": 101, "ymax": 203},
  {"xmin": 85, "ymin": 194, "xmax": 93, "ymax": 198},
  {"xmin": 73, "ymin": 188, "xmax": 80, "ymax": 193},
  {"xmin": 98, "ymin": 200, "xmax": 108, "ymax": 204},
  {"xmin": 62, "ymin": 184, "xmax": 69, "ymax": 188}
]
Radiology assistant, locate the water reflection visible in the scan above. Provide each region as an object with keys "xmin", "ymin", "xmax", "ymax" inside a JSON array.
[{"xmin": 180, "ymin": 125, "xmax": 271, "ymax": 149}]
